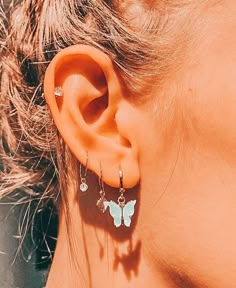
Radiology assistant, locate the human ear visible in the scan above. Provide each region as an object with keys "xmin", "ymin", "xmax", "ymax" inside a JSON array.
[{"xmin": 43, "ymin": 45, "xmax": 140, "ymax": 188}]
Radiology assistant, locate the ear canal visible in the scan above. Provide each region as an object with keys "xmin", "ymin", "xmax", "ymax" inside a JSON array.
[{"xmin": 83, "ymin": 92, "xmax": 108, "ymax": 124}]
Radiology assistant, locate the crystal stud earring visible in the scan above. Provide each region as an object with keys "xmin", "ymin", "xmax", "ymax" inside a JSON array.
[{"xmin": 54, "ymin": 86, "xmax": 63, "ymax": 97}]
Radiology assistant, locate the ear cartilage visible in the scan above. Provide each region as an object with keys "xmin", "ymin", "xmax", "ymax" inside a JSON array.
[{"xmin": 54, "ymin": 86, "xmax": 63, "ymax": 97}]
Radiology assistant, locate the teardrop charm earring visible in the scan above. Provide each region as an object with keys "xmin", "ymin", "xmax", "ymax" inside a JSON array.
[
  {"xmin": 96, "ymin": 164, "xmax": 107, "ymax": 213},
  {"xmin": 79, "ymin": 151, "xmax": 89, "ymax": 192}
]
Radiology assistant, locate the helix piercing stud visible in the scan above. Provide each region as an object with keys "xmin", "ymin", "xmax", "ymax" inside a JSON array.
[{"xmin": 54, "ymin": 86, "xmax": 63, "ymax": 97}]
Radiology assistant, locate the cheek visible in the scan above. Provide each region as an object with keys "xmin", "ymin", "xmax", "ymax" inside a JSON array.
[{"xmin": 181, "ymin": 53, "xmax": 236, "ymax": 163}]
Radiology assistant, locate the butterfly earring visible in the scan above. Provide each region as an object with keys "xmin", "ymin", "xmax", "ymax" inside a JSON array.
[
  {"xmin": 104, "ymin": 169, "xmax": 136, "ymax": 228},
  {"xmin": 79, "ymin": 151, "xmax": 89, "ymax": 192}
]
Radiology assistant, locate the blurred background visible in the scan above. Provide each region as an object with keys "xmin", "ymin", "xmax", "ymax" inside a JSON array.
[
  {"xmin": 0, "ymin": 200, "xmax": 58, "ymax": 288},
  {"xmin": 0, "ymin": 1, "xmax": 58, "ymax": 287}
]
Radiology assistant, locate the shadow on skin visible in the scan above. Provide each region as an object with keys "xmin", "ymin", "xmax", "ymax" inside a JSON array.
[
  {"xmin": 113, "ymin": 239, "xmax": 141, "ymax": 280},
  {"xmin": 78, "ymin": 170, "xmax": 140, "ymax": 241},
  {"xmin": 77, "ymin": 170, "xmax": 141, "ymax": 280}
]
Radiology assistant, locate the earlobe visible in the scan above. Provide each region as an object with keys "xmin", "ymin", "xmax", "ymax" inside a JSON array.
[{"xmin": 43, "ymin": 45, "xmax": 140, "ymax": 188}]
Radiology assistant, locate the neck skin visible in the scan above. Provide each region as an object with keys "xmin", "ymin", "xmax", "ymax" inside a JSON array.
[
  {"xmin": 46, "ymin": 208, "xmax": 170, "ymax": 288},
  {"xmin": 46, "ymin": 101, "xmax": 236, "ymax": 288},
  {"xmin": 46, "ymin": 135, "xmax": 236, "ymax": 288},
  {"xmin": 45, "ymin": 129, "xmax": 181, "ymax": 288},
  {"xmin": 45, "ymin": 199, "xmax": 169, "ymax": 288}
]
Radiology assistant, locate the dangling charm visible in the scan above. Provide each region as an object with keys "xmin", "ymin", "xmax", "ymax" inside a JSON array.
[
  {"xmin": 104, "ymin": 169, "xmax": 136, "ymax": 228},
  {"xmin": 96, "ymin": 189, "xmax": 107, "ymax": 213},
  {"xmin": 80, "ymin": 151, "xmax": 89, "ymax": 192},
  {"xmin": 80, "ymin": 178, "xmax": 88, "ymax": 192},
  {"xmin": 96, "ymin": 164, "xmax": 107, "ymax": 213}
]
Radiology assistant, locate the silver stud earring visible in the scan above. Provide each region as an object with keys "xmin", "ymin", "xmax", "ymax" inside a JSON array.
[
  {"xmin": 96, "ymin": 164, "xmax": 107, "ymax": 213},
  {"xmin": 54, "ymin": 86, "xmax": 63, "ymax": 97},
  {"xmin": 79, "ymin": 152, "xmax": 89, "ymax": 192},
  {"xmin": 103, "ymin": 169, "xmax": 136, "ymax": 228}
]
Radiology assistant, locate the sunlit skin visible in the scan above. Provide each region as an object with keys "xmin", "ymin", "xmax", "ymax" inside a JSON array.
[{"xmin": 45, "ymin": 1, "xmax": 236, "ymax": 287}]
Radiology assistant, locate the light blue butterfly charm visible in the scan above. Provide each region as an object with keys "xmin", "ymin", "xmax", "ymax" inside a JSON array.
[{"xmin": 104, "ymin": 200, "xmax": 136, "ymax": 227}]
